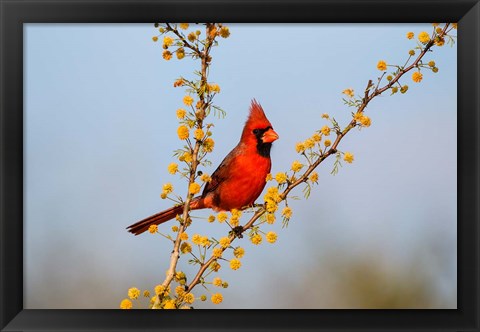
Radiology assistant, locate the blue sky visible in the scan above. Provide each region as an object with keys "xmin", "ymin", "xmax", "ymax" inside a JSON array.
[{"xmin": 24, "ymin": 23, "xmax": 457, "ymax": 309}]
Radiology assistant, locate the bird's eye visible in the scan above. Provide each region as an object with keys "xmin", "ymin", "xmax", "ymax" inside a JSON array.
[{"xmin": 252, "ymin": 129, "xmax": 260, "ymax": 135}]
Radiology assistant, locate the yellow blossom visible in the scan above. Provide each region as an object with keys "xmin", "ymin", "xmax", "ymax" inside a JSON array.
[
  {"xmin": 282, "ymin": 206, "xmax": 293, "ymax": 219},
  {"xmin": 172, "ymin": 225, "xmax": 179, "ymax": 232},
  {"xmin": 176, "ymin": 108, "xmax": 186, "ymax": 119},
  {"xmin": 311, "ymin": 133, "xmax": 322, "ymax": 142},
  {"xmin": 180, "ymin": 242, "xmax": 192, "ymax": 254},
  {"xmin": 162, "ymin": 50, "xmax": 172, "ymax": 61},
  {"xmin": 179, "ymin": 232, "xmax": 188, "ymax": 241},
  {"xmin": 120, "ymin": 299, "xmax": 132, "ymax": 309},
  {"xmin": 342, "ymin": 88, "xmax": 355, "ymax": 98},
  {"xmin": 428, "ymin": 60, "xmax": 436, "ymax": 67},
  {"xmin": 400, "ymin": 85, "xmax": 409, "ymax": 94},
  {"xmin": 266, "ymin": 201, "xmax": 278, "ymax": 213},
  {"xmin": 295, "ymin": 142, "xmax": 306, "ymax": 153},
  {"xmin": 266, "ymin": 213, "xmax": 276, "ymax": 224},
  {"xmin": 324, "ymin": 139, "xmax": 331, "ymax": 147},
  {"xmin": 386, "ymin": 75, "xmax": 393, "ymax": 81},
  {"xmin": 412, "ymin": 71, "xmax": 423, "ymax": 83},
  {"xmin": 406, "ymin": 31, "xmax": 414, "ymax": 39},
  {"xmin": 250, "ymin": 233, "xmax": 263, "ymax": 245},
  {"xmin": 266, "ymin": 231, "xmax": 278, "ymax": 244},
  {"xmin": 187, "ymin": 32, "xmax": 196, "ymax": 42},
  {"xmin": 321, "ymin": 113, "xmax": 329, "ymax": 119},
  {"xmin": 219, "ymin": 237, "xmax": 231, "ymax": 248},
  {"xmin": 200, "ymin": 173, "xmax": 211, "ymax": 182},
  {"xmin": 189, "ymin": 182, "xmax": 201, "ymax": 194},
  {"xmin": 211, "ymin": 293, "xmax": 223, "ymax": 304},
  {"xmin": 291, "ymin": 160, "xmax": 304, "ymax": 172},
  {"xmin": 163, "ymin": 299, "xmax": 176, "ymax": 309},
  {"xmin": 143, "ymin": 290, "xmax": 150, "ymax": 297},
  {"xmin": 200, "ymin": 236, "xmax": 210, "ymax": 247},
  {"xmin": 265, "ymin": 173, "xmax": 273, "ymax": 182},
  {"xmin": 152, "ymin": 36, "xmax": 159, "ymax": 42},
  {"xmin": 167, "ymin": 162, "xmax": 178, "ymax": 174},
  {"xmin": 344, "ymin": 152, "xmax": 354, "ymax": 163},
  {"xmin": 208, "ymin": 83, "xmax": 221, "ymax": 93},
  {"xmin": 418, "ymin": 31, "xmax": 430, "ymax": 43},
  {"xmin": 359, "ymin": 115, "xmax": 372, "ymax": 127},
  {"xmin": 391, "ymin": 86, "xmax": 398, "ymax": 94},
  {"xmin": 194, "ymin": 128, "xmax": 204, "ymax": 141},
  {"xmin": 183, "ymin": 95, "xmax": 194, "ymax": 106},
  {"xmin": 409, "ymin": 49, "xmax": 415, "ymax": 56},
  {"xmin": 212, "ymin": 247, "xmax": 223, "ymax": 258},
  {"xmin": 176, "ymin": 48, "xmax": 185, "ymax": 60},
  {"xmin": 275, "ymin": 172, "xmax": 288, "ymax": 184},
  {"xmin": 217, "ymin": 212, "xmax": 228, "ymax": 223},
  {"xmin": 148, "ymin": 224, "xmax": 158, "ymax": 234},
  {"xmin": 163, "ymin": 36, "xmax": 174, "ymax": 47},
  {"xmin": 191, "ymin": 234, "xmax": 202, "ymax": 245},
  {"xmin": 213, "ymin": 277, "xmax": 222, "ymax": 286},
  {"xmin": 434, "ymin": 37, "xmax": 445, "ymax": 46},
  {"xmin": 230, "ymin": 258, "xmax": 241, "ymax": 270},
  {"xmin": 154, "ymin": 284, "xmax": 165, "ymax": 295},
  {"xmin": 309, "ymin": 171, "xmax": 319, "ymax": 183},
  {"xmin": 377, "ymin": 60, "xmax": 387, "ymax": 71},
  {"xmin": 436, "ymin": 27, "xmax": 443, "ymax": 34},
  {"xmin": 177, "ymin": 125, "xmax": 189, "ymax": 140},
  {"xmin": 303, "ymin": 138, "xmax": 315, "ymax": 149},
  {"xmin": 200, "ymin": 295, "xmax": 207, "ymax": 301},
  {"xmin": 184, "ymin": 293, "xmax": 195, "ymax": 304},
  {"xmin": 210, "ymin": 261, "xmax": 221, "ymax": 272},
  {"xmin": 233, "ymin": 247, "xmax": 245, "ymax": 258},
  {"xmin": 320, "ymin": 125, "xmax": 331, "ymax": 136},
  {"xmin": 203, "ymin": 137, "xmax": 215, "ymax": 152},
  {"xmin": 208, "ymin": 215, "xmax": 215, "ymax": 223},
  {"xmin": 452, "ymin": 23, "xmax": 457, "ymax": 29},
  {"xmin": 128, "ymin": 287, "xmax": 140, "ymax": 300},
  {"xmin": 179, "ymin": 23, "xmax": 189, "ymax": 30},
  {"xmin": 219, "ymin": 26, "xmax": 230, "ymax": 38},
  {"xmin": 175, "ymin": 285, "xmax": 185, "ymax": 296},
  {"xmin": 163, "ymin": 183, "xmax": 173, "ymax": 194},
  {"xmin": 432, "ymin": 67, "xmax": 439, "ymax": 73}
]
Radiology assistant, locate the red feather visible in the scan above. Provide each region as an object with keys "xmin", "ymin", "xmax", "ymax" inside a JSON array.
[{"xmin": 127, "ymin": 100, "xmax": 278, "ymax": 235}]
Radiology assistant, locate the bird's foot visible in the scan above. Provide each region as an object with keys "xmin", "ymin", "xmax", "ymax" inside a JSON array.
[{"xmin": 230, "ymin": 226, "xmax": 244, "ymax": 238}]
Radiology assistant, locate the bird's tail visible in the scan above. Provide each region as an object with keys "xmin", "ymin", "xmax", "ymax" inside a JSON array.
[{"xmin": 127, "ymin": 198, "xmax": 203, "ymax": 235}]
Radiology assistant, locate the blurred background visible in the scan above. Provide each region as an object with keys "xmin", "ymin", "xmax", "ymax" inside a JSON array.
[{"xmin": 24, "ymin": 23, "xmax": 457, "ymax": 309}]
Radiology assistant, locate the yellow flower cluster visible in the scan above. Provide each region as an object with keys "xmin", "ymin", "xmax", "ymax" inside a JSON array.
[
  {"xmin": 219, "ymin": 236, "xmax": 231, "ymax": 248},
  {"xmin": 344, "ymin": 152, "xmax": 354, "ymax": 163},
  {"xmin": 208, "ymin": 83, "xmax": 221, "ymax": 93},
  {"xmin": 120, "ymin": 299, "xmax": 132, "ymax": 309},
  {"xmin": 177, "ymin": 125, "xmax": 189, "ymax": 140},
  {"xmin": 264, "ymin": 186, "xmax": 281, "ymax": 213},
  {"xmin": 180, "ymin": 242, "xmax": 192, "ymax": 254},
  {"xmin": 418, "ymin": 31, "xmax": 430, "ymax": 43},
  {"xmin": 233, "ymin": 246, "xmax": 245, "ymax": 258},
  {"xmin": 320, "ymin": 125, "xmax": 331, "ymax": 136},
  {"xmin": 309, "ymin": 171, "xmax": 319, "ymax": 183},
  {"xmin": 282, "ymin": 206, "xmax": 293, "ymax": 219},
  {"xmin": 275, "ymin": 172, "xmax": 288, "ymax": 184},
  {"xmin": 128, "ymin": 287, "xmax": 140, "ymax": 300},
  {"xmin": 266, "ymin": 213, "xmax": 276, "ymax": 224},
  {"xmin": 213, "ymin": 277, "xmax": 223, "ymax": 286},
  {"xmin": 217, "ymin": 212, "xmax": 228, "ymax": 223},
  {"xmin": 183, "ymin": 95, "xmax": 194, "ymax": 106},
  {"xmin": 412, "ymin": 71, "xmax": 423, "ymax": 83},
  {"xmin": 189, "ymin": 182, "xmax": 201, "ymax": 194},
  {"xmin": 163, "ymin": 36, "xmax": 174, "ymax": 47},
  {"xmin": 212, "ymin": 247, "xmax": 223, "ymax": 258},
  {"xmin": 342, "ymin": 88, "xmax": 355, "ymax": 98},
  {"xmin": 202, "ymin": 137, "xmax": 215, "ymax": 153},
  {"xmin": 194, "ymin": 128, "xmax": 204, "ymax": 141},
  {"xmin": 179, "ymin": 232, "xmax": 188, "ymax": 241},
  {"xmin": 168, "ymin": 162, "xmax": 178, "ymax": 174},
  {"xmin": 211, "ymin": 293, "xmax": 223, "ymax": 304},
  {"xmin": 148, "ymin": 224, "xmax": 158, "ymax": 234},
  {"xmin": 200, "ymin": 173, "xmax": 211, "ymax": 183},
  {"xmin": 324, "ymin": 139, "xmax": 331, "ymax": 147},
  {"xmin": 164, "ymin": 299, "xmax": 176, "ymax": 309},
  {"xmin": 377, "ymin": 60, "xmax": 387, "ymax": 71},
  {"xmin": 179, "ymin": 23, "xmax": 189, "ymax": 30},
  {"xmin": 266, "ymin": 231, "xmax": 278, "ymax": 244},
  {"xmin": 162, "ymin": 183, "xmax": 173, "ymax": 195},
  {"xmin": 291, "ymin": 160, "xmax": 304, "ymax": 172},
  {"xmin": 162, "ymin": 50, "xmax": 172, "ymax": 61},
  {"xmin": 183, "ymin": 293, "xmax": 195, "ymax": 304},
  {"xmin": 230, "ymin": 209, "xmax": 242, "ymax": 227},
  {"xmin": 192, "ymin": 234, "xmax": 210, "ymax": 246},
  {"xmin": 208, "ymin": 215, "xmax": 215, "ymax": 223},
  {"xmin": 219, "ymin": 26, "xmax": 230, "ymax": 38},
  {"xmin": 406, "ymin": 31, "xmax": 414, "ymax": 39},
  {"xmin": 250, "ymin": 233, "xmax": 263, "ymax": 245},
  {"xmin": 176, "ymin": 47, "xmax": 185, "ymax": 60},
  {"xmin": 229, "ymin": 258, "xmax": 241, "ymax": 270}
]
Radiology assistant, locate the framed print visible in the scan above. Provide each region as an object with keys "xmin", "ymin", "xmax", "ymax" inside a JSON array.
[{"xmin": 1, "ymin": 0, "xmax": 479, "ymax": 331}]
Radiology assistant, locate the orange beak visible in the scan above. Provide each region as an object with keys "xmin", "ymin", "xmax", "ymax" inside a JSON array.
[{"xmin": 262, "ymin": 128, "xmax": 279, "ymax": 143}]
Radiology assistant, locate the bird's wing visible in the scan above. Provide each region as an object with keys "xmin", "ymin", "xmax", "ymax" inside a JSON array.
[{"xmin": 201, "ymin": 147, "xmax": 240, "ymax": 197}]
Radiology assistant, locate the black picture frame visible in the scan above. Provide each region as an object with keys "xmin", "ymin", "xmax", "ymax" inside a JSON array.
[{"xmin": 1, "ymin": 0, "xmax": 478, "ymax": 331}]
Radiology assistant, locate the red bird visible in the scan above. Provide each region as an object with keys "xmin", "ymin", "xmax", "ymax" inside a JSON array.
[{"xmin": 127, "ymin": 100, "xmax": 279, "ymax": 235}]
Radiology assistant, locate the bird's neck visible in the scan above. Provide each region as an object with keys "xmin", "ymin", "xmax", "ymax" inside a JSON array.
[{"xmin": 256, "ymin": 142, "xmax": 272, "ymax": 158}]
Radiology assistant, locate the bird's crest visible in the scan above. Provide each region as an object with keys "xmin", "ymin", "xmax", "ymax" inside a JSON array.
[{"xmin": 245, "ymin": 99, "xmax": 272, "ymax": 130}]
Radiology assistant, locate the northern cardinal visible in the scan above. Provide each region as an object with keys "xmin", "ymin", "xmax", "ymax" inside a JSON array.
[{"xmin": 127, "ymin": 100, "xmax": 279, "ymax": 235}]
